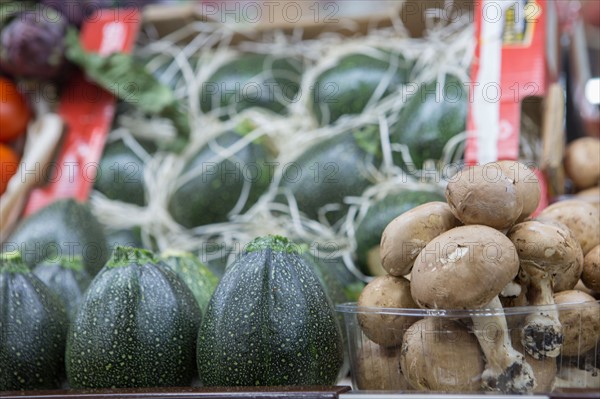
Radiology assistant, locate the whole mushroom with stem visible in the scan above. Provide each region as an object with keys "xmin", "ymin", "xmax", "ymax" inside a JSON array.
[
  {"xmin": 507, "ymin": 219, "xmax": 584, "ymax": 359},
  {"xmin": 410, "ymin": 225, "xmax": 536, "ymax": 393}
]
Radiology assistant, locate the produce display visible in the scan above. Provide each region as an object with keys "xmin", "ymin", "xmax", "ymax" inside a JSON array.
[
  {"xmin": 78, "ymin": 1, "xmax": 474, "ymax": 290},
  {"xmin": 1, "ymin": 0, "xmax": 600, "ymax": 397}
]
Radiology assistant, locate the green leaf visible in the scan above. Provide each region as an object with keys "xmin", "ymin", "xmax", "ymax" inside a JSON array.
[
  {"xmin": 64, "ymin": 27, "xmax": 190, "ymax": 146},
  {"xmin": 65, "ymin": 28, "xmax": 174, "ymax": 113}
]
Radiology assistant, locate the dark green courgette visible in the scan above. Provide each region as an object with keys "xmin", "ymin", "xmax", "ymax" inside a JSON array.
[
  {"xmin": 160, "ymin": 250, "xmax": 219, "ymax": 314},
  {"xmin": 391, "ymin": 74, "xmax": 467, "ymax": 170},
  {"xmin": 310, "ymin": 52, "xmax": 412, "ymax": 125},
  {"xmin": 197, "ymin": 235, "xmax": 344, "ymax": 386},
  {"xmin": 94, "ymin": 139, "xmax": 153, "ymax": 206},
  {"xmin": 66, "ymin": 246, "xmax": 201, "ymax": 388},
  {"xmin": 168, "ymin": 130, "xmax": 275, "ymax": 228},
  {"xmin": 279, "ymin": 125, "xmax": 380, "ymax": 224},
  {"xmin": 0, "ymin": 251, "xmax": 68, "ymax": 390},
  {"xmin": 200, "ymin": 53, "xmax": 302, "ymax": 119},
  {"xmin": 5, "ymin": 199, "xmax": 109, "ymax": 275},
  {"xmin": 32, "ymin": 255, "xmax": 92, "ymax": 322}
]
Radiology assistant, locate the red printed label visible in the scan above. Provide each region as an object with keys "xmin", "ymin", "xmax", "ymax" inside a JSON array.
[{"xmin": 466, "ymin": 0, "xmax": 547, "ymax": 166}]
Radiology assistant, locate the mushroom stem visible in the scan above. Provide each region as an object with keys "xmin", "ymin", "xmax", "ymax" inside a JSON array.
[
  {"xmin": 521, "ymin": 264, "xmax": 563, "ymax": 359},
  {"xmin": 471, "ymin": 296, "xmax": 536, "ymax": 393}
]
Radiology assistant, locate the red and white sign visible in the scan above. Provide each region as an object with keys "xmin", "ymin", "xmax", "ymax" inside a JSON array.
[{"xmin": 465, "ymin": 0, "xmax": 558, "ymax": 211}]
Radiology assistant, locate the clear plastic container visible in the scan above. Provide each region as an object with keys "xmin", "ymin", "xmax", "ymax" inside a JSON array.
[{"xmin": 337, "ymin": 301, "xmax": 600, "ymax": 394}]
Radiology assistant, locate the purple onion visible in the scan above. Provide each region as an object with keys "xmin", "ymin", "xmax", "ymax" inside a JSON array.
[{"xmin": 0, "ymin": 5, "xmax": 69, "ymax": 80}]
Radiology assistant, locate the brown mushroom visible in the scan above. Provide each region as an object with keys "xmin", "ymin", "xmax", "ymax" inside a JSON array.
[
  {"xmin": 507, "ymin": 220, "xmax": 584, "ymax": 359},
  {"xmin": 400, "ymin": 318, "xmax": 485, "ymax": 392},
  {"xmin": 410, "ymin": 225, "xmax": 520, "ymax": 308},
  {"xmin": 445, "ymin": 163, "xmax": 523, "ymax": 230},
  {"xmin": 357, "ymin": 275, "xmax": 419, "ymax": 347},
  {"xmin": 411, "ymin": 225, "xmax": 535, "ymax": 393},
  {"xmin": 498, "ymin": 160, "xmax": 542, "ymax": 222},
  {"xmin": 553, "ymin": 290, "xmax": 600, "ymax": 357},
  {"xmin": 575, "ymin": 186, "xmax": 600, "ymax": 211},
  {"xmin": 538, "ymin": 200, "xmax": 600, "ymax": 255},
  {"xmin": 380, "ymin": 202, "xmax": 459, "ymax": 277},
  {"xmin": 564, "ymin": 137, "xmax": 600, "ymax": 190},
  {"xmin": 355, "ymin": 339, "xmax": 408, "ymax": 390},
  {"xmin": 582, "ymin": 244, "xmax": 600, "ymax": 292},
  {"xmin": 573, "ymin": 279, "xmax": 597, "ymax": 297},
  {"xmin": 533, "ymin": 218, "xmax": 584, "ymax": 292}
]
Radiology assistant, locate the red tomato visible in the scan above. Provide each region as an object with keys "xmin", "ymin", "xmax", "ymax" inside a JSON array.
[
  {"xmin": 0, "ymin": 77, "xmax": 30, "ymax": 143},
  {"xmin": 0, "ymin": 143, "xmax": 20, "ymax": 194}
]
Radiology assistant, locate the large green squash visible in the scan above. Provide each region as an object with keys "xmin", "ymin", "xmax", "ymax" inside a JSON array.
[
  {"xmin": 160, "ymin": 250, "xmax": 219, "ymax": 314},
  {"xmin": 65, "ymin": 246, "xmax": 201, "ymax": 388},
  {"xmin": 0, "ymin": 251, "xmax": 68, "ymax": 390},
  {"xmin": 200, "ymin": 53, "xmax": 302, "ymax": 118},
  {"xmin": 168, "ymin": 130, "xmax": 275, "ymax": 228},
  {"xmin": 197, "ymin": 235, "xmax": 344, "ymax": 386},
  {"xmin": 391, "ymin": 74, "xmax": 467, "ymax": 170},
  {"xmin": 94, "ymin": 139, "xmax": 155, "ymax": 206},
  {"xmin": 4, "ymin": 199, "xmax": 109, "ymax": 275},
  {"xmin": 33, "ymin": 256, "xmax": 92, "ymax": 322},
  {"xmin": 310, "ymin": 52, "xmax": 412, "ymax": 125},
  {"xmin": 279, "ymin": 125, "xmax": 380, "ymax": 224}
]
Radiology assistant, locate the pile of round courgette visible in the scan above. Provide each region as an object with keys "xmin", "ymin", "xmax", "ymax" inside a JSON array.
[{"xmin": 91, "ymin": 18, "xmax": 473, "ymax": 297}]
